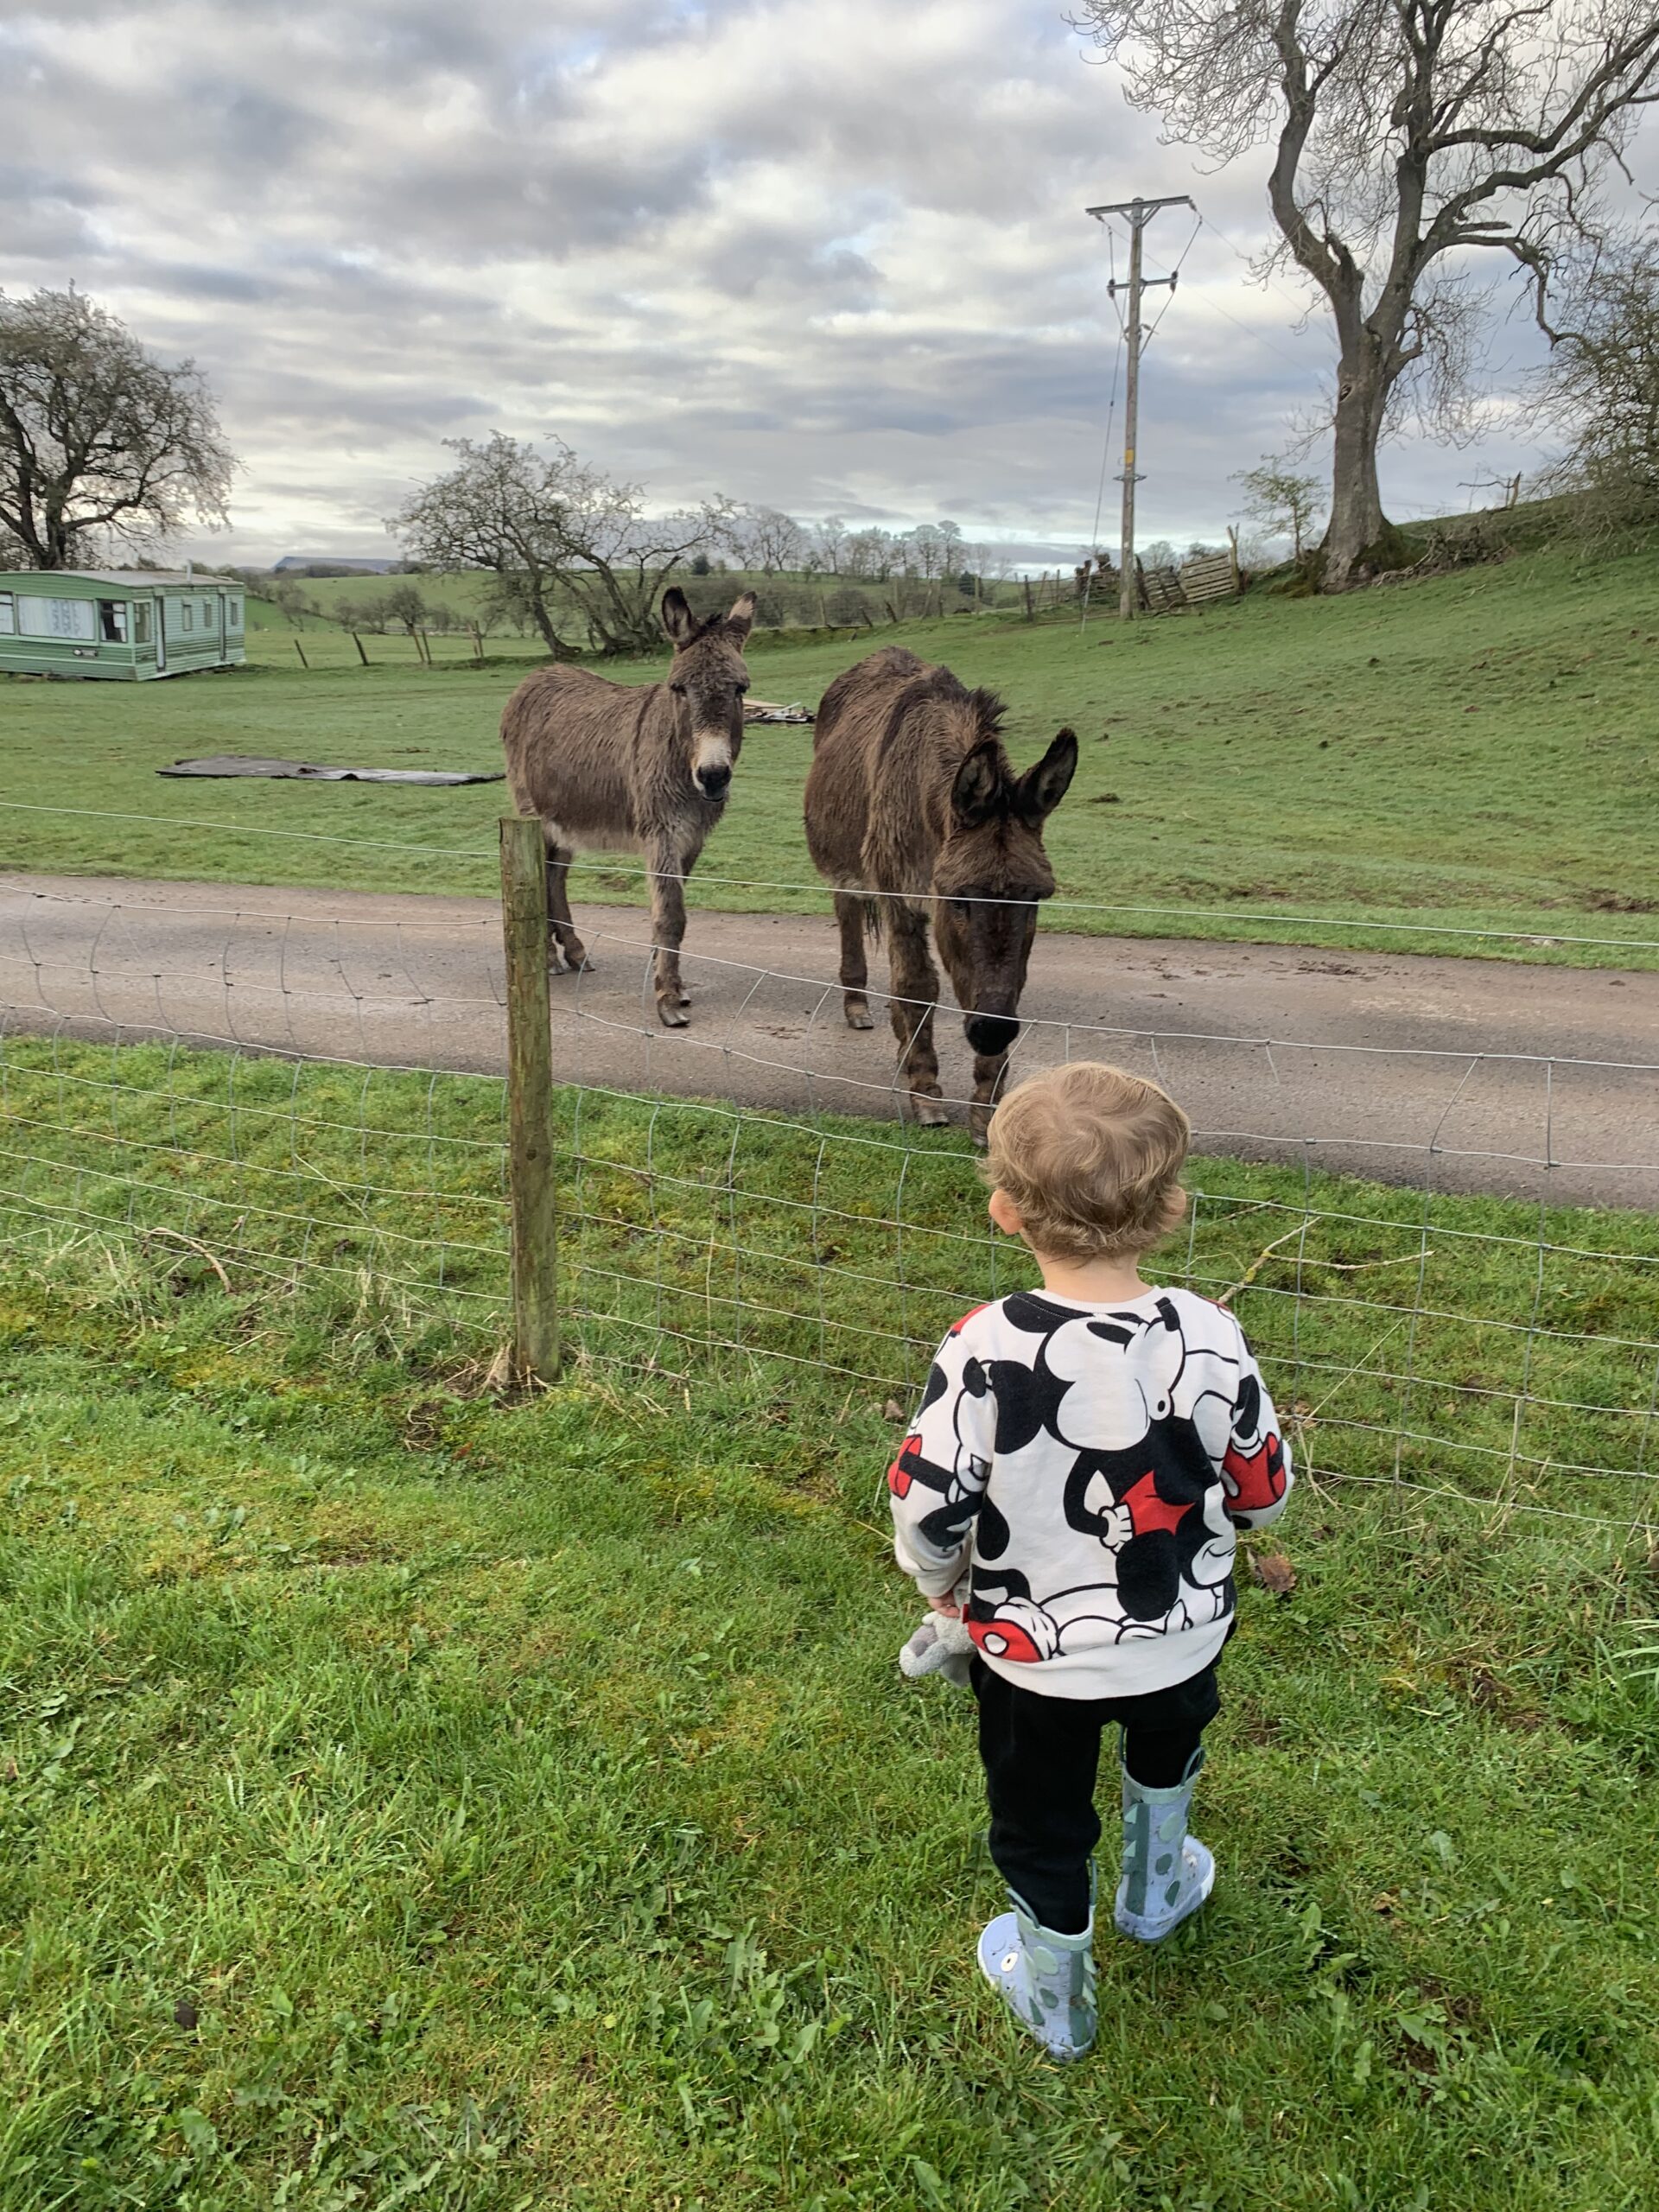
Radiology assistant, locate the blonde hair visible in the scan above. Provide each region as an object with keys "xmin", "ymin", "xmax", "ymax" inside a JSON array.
[{"xmin": 983, "ymin": 1061, "xmax": 1190, "ymax": 1262}]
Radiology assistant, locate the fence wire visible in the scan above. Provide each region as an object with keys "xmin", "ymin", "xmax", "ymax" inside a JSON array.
[{"xmin": 3, "ymin": 859, "xmax": 1657, "ymax": 1543}]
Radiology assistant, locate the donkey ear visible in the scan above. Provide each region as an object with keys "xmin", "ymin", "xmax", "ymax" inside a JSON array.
[
  {"xmin": 661, "ymin": 587, "xmax": 696, "ymax": 645},
  {"xmin": 1015, "ymin": 728, "xmax": 1077, "ymax": 825},
  {"xmin": 950, "ymin": 740, "xmax": 1005, "ymax": 827},
  {"xmin": 725, "ymin": 590, "xmax": 757, "ymax": 645}
]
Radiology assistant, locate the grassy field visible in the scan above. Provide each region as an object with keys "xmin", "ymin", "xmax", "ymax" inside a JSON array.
[
  {"xmin": 5, "ymin": 1035, "xmax": 1659, "ymax": 1488},
  {"xmin": 4, "ymin": 1035, "xmax": 1659, "ymax": 2209},
  {"xmin": 244, "ymin": 569, "xmax": 1011, "ymax": 639},
  {"xmin": 245, "ymin": 575, "xmax": 500, "ymax": 635},
  {"xmin": 3, "ymin": 535, "xmax": 1658, "ymax": 967}
]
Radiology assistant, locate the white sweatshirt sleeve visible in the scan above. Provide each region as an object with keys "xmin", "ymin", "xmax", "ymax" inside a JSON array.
[
  {"xmin": 1219, "ymin": 1326, "xmax": 1294, "ymax": 1530},
  {"xmin": 887, "ymin": 1318, "xmax": 996, "ymax": 1599}
]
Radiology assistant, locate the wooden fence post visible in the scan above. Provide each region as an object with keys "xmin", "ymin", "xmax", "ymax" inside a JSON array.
[
  {"xmin": 499, "ymin": 817, "xmax": 561, "ymax": 1383},
  {"xmin": 293, "ymin": 639, "xmax": 309, "ymax": 670},
  {"xmin": 352, "ymin": 632, "xmax": 369, "ymax": 666}
]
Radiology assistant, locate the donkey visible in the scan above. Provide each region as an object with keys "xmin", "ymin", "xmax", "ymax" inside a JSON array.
[
  {"xmin": 803, "ymin": 646, "xmax": 1077, "ymax": 1142},
  {"xmin": 500, "ymin": 588, "xmax": 756, "ymax": 1027}
]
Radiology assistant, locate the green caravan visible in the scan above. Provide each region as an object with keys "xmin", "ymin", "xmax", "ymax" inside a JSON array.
[{"xmin": 0, "ymin": 569, "xmax": 245, "ymax": 680}]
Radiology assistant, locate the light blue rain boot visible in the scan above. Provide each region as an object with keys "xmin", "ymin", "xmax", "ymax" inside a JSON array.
[
  {"xmin": 976, "ymin": 1882, "xmax": 1096, "ymax": 2062},
  {"xmin": 1115, "ymin": 1743, "xmax": 1215, "ymax": 1945}
]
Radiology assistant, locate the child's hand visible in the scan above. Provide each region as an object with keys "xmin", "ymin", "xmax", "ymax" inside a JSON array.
[{"xmin": 926, "ymin": 1592, "xmax": 962, "ymax": 1619}]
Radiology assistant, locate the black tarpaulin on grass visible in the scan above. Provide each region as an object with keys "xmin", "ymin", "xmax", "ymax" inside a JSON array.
[{"xmin": 159, "ymin": 754, "xmax": 505, "ymax": 785}]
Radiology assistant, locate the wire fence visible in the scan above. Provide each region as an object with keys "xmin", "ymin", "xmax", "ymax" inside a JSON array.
[
  {"xmin": 3, "ymin": 836, "xmax": 1658, "ymax": 1543},
  {"xmin": 10, "ymin": 795, "xmax": 1659, "ymax": 963}
]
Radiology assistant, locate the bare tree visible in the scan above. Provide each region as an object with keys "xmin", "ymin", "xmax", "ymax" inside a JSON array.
[
  {"xmin": 391, "ymin": 435, "xmax": 575, "ymax": 655},
  {"xmin": 1535, "ymin": 230, "xmax": 1659, "ymax": 516},
  {"xmin": 899, "ymin": 524, "xmax": 935, "ymax": 580},
  {"xmin": 0, "ymin": 288, "xmax": 233, "ymax": 569},
  {"xmin": 842, "ymin": 526, "xmax": 896, "ymax": 580},
  {"xmin": 1236, "ymin": 453, "xmax": 1325, "ymax": 556},
  {"xmin": 721, "ymin": 502, "xmax": 810, "ymax": 575},
  {"xmin": 1076, "ymin": 3, "xmax": 1659, "ymax": 588},
  {"xmin": 383, "ymin": 582, "xmax": 429, "ymax": 635},
  {"xmin": 391, "ymin": 433, "xmax": 726, "ymax": 657},
  {"xmin": 268, "ymin": 580, "xmax": 315, "ymax": 628},
  {"xmin": 812, "ymin": 513, "xmax": 849, "ymax": 573}
]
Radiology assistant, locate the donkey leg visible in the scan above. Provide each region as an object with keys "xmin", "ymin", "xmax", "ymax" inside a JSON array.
[
  {"xmin": 887, "ymin": 910, "xmax": 949, "ymax": 1126},
  {"xmin": 969, "ymin": 1046, "xmax": 1016, "ymax": 1149},
  {"xmin": 835, "ymin": 893, "xmax": 874, "ymax": 1029},
  {"xmin": 648, "ymin": 839, "xmax": 692, "ymax": 1027},
  {"xmin": 543, "ymin": 830, "xmax": 589, "ymax": 975}
]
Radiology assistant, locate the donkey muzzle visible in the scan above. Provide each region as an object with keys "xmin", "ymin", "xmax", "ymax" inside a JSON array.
[{"xmin": 965, "ymin": 1012, "xmax": 1020, "ymax": 1056}]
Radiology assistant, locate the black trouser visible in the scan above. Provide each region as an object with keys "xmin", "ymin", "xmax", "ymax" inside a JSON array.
[{"xmin": 971, "ymin": 1654, "xmax": 1223, "ymax": 1935}]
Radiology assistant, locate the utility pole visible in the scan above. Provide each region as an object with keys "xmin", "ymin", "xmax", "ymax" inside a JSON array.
[{"xmin": 1087, "ymin": 194, "xmax": 1193, "ymax": 621}]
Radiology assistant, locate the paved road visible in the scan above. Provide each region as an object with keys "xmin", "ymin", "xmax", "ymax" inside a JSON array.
[{"xmin": 3, "ymin": 871, "xmax": 1656, "ymax": 1207}]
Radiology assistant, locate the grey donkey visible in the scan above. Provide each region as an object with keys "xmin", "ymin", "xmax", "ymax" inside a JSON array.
[{"xmin": 500, "ymin": 588, "xmax": 757, "ymax": 1026}]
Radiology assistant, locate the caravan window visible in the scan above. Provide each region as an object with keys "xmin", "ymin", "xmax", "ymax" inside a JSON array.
[
  {"xmin": 0, "ymin": 593, "xmax": 13, "ymax": 635},
  {"xmin": 201, "ymin": 598, "xmax": 214, "ymax": 626},
  {"xmin": 181, "ymin": 602, "xmax": 194, "ymax": 631},
  {"xmin": 227, "ymin": 595, "xmax": 242, "ymax": 627},
  {"xmin": 132, "ymin": 600, "xmax": 152, "ymax": 645},
  {"xmin": 21, "ymin": 596, "xmax": 95, "ymax": 639},
  {"xmin": 98, "ymin": 601, "xmax": 129, "ymax": 644}
]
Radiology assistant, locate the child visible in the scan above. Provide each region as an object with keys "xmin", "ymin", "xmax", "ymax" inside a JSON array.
[{"xmin": 887, "ymin": 1062, "xmax": 1291, "ymax": 2062}]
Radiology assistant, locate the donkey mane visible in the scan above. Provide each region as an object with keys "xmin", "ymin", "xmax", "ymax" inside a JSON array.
[
  {"xmin": 857, "ymin": 674, "xmax": 1012, "ymax": 946},
  {"xmin": 879, "ymin": 670, "xmax": 1007, "ymax": 760}
]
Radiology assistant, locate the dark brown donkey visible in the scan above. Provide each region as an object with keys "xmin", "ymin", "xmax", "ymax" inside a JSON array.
[
  {"xmin": 501, "ymin": 588, "xmax": 756, "ymax": 1026},
  {"xmin": 803, "ymin": 647, "xmax": 1077, "ymax": 1141}
]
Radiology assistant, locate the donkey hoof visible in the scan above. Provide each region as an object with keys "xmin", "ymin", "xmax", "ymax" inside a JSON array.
[
  {"xmin": 911, "ymin": 1092, "xmax": 950, "ymax": 1128},
  {"xmin": 677, "ymin": 990, "xmax": 692, "ymax": 1007},
  {"xmin": 657, "ymin": 999, "xmax": 690, "ymax": 1029},
  {"xmin": 844, "ymin": 997, "xmax": 874, "ymax": 1031}
]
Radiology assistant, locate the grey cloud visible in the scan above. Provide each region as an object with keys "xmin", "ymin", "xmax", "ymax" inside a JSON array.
[
  {"xmin": 137, "ymin": 263, "xmax": 292, "ymax": 305},
  {"xmin": 3, "ymin": 0, "xmax": 1649, "ymax": 565},
  {"xmin": 177, "ymin": 80, "xmax": 321, "ymax": 171}
]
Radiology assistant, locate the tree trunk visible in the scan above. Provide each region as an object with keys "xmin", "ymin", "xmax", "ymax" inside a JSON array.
[
  {"xmin": 524, "ymin": 572, "xmax": 574, "ymax": 660},
  {"xmin": 1321, "ymin": 343, "xmax": 1411, "ymax": 590}
]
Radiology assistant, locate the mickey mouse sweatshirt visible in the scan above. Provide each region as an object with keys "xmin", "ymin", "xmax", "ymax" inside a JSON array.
[{"xmin": 888, "ymin": 1285, "xmax": 1292, "ymax": 1699}]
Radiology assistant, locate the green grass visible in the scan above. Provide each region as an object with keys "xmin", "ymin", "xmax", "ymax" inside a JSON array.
[
  {"xmin": 5, "ymin": 1035, "xmax": 1658, "ymax": 1498},
  {"xmin": 4, "ymin": 1038, "xmax": 1659, "ymax": 2209},
  {"xmin": 4, "ymin": 536, "xmax": 1659, "ymax": 967},
  {"xmin": 245, "ymin": 569, "xmax": 1000, "ymax": 639},
  {"xmin": 244, "ymin": 574, "xmax": 503, "ymax": 634}
]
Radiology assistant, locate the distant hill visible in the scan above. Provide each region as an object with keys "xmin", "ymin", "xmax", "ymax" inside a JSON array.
[{"xmin": 273, "ymin": 556, "xmax": 402, "ymax": 575}]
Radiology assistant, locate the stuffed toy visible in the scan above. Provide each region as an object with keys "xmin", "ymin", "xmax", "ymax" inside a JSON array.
[{"xmin": 899, "ymin": 1586, "xmax": 975, "ymax": 1689}]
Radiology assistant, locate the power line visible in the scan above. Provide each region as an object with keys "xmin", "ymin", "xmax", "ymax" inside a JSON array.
[
  {"xmin": 1193, "ymin": 211, "xmax": 1320, "ymax": 320},
  {"xmin": 1078, "ymin": 251, "xmax": 1127, "ymax": 633},
  {"xmin": 1140, "ymin": 209, "xmax": 1205, "ymax": 354}
]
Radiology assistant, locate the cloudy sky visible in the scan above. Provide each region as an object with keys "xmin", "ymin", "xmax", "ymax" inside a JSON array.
[{"xmin": 3, "ymin": 0, "xmax": 1650, "ymax": 566}]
